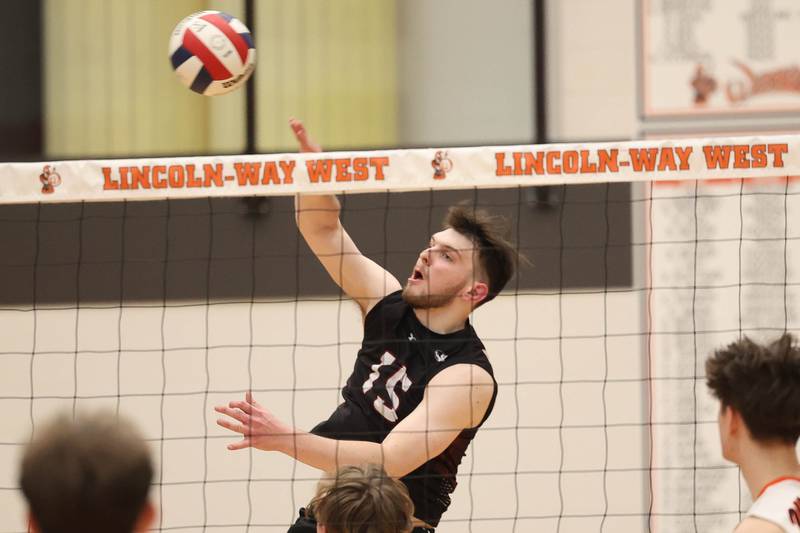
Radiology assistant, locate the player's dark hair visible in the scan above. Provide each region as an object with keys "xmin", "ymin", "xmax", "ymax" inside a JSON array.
[
  {"xmin": 308, "ymin": 464, "xmax": 414, "ymax": 533},
  {"xmin": 705, "ymin": 333, "xmax": 800, "ymax": 444},
  {"xmin": 444, "ymin": 205, "xmax": 518, "ymax": 306},
  {"xmin": 20, "ymin": 412, "xmax": 153, "ymax": 533}
]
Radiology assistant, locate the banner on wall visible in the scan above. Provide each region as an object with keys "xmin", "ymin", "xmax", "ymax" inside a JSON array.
[{"xmin": 641, "ymin": 0, "xmax": 800, "ymax": 118}]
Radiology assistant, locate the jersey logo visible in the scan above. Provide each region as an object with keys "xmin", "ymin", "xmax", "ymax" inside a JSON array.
[
  {"xmin": 408, "ymin": 332, "xmax": 416, "ymax": 341},
  {"xmin": 434, "ymin": 349, "xmax": 448, "ymax": 362},
  {"xmin": 789, "ymin": 497, "xmax": 800, "ymax": 527},
  {"xmin": 361, "ymin": 352, "xmax": 412, "ymax": 423}
]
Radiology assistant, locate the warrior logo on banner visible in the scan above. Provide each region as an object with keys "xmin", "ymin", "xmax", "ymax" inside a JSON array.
[
  {"xmin": 39, "ymin": 165, "xmax": 62, "ymax": 194},
  {"xmin": 432, "ymin": 151, "xmax": 453, "ymax": 180}
]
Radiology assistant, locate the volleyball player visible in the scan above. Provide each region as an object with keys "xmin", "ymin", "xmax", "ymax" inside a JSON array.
[
  {"xmin": 215, "ymin": 119, "xmax": 517, "ymax": 531},
  {"xmin": 705, "ymin": 333, "xmax": 800, "ymax": 532},
  {"xmin": 19, "ymin": 412, "xmax": 155, "ymax": 533}
]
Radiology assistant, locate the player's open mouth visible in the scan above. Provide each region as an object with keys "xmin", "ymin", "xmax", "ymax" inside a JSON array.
[{"xmin": 409, "ymin": 268, "xmax": 424, "ymax": 281}]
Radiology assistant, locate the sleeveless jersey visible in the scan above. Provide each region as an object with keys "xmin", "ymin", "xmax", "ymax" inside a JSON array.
[
  {"xmin": 310, "ymin": 291, "xmax": 498, "ymax": 528},
  {"xmin": 746, "ymin": 477, "xmax": 800, "ymax": 532}
]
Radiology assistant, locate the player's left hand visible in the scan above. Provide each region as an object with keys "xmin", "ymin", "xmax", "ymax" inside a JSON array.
[{"xmin": 214, "ymin": 392, "xmax": 292, "ymax": 452}]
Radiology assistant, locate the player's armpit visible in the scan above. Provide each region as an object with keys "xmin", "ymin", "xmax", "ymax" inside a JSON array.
[
  {"xmin": 733, "ymin": 517, "xmax": 784, "ymax": 533},
  {"xmin": 380, "ymin": 364, "xmax": 495, "ymax": 477}
]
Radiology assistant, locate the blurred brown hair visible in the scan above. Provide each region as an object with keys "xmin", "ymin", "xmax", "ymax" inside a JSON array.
[
  {"xmin": 20, "ymin": 412, "xmax": 153, "ymax": 533},
  {"xmin": 309, "ymin": 464, "xmax": 414, "ymax": 533}
]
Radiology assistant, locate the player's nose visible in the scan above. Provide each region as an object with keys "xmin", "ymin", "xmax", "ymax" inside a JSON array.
[{"xmin": 419, "ymin": 247, "xmax": 431, "ymax": 265}]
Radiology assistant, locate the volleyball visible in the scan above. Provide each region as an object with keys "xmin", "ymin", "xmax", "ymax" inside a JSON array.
[{"xmin": 168, "ymin": 11, "xmax": 255, "ymax": 96}]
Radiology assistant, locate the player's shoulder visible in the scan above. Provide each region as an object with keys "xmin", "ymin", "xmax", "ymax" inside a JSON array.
[
  {"xmin": 452, "ymin": 335, "xmax": 492, "ymax": 366},
  {"xmin": 363, "ymin": 290, "xmax": 406, "ymax": 326},
  {"xmin": 365, "ymin": 289, "xmax": 404, "ymax": 314},
  {"xmin": 428, "ymin": 363, "xmax": 494, "ymax": 388},
  {"xmin": 745, "ymin": 478, "xmax": 800, "ymax": 533},
  {"xmin": 754, "ymin": 477, "xmax": 800, "ymax": 509},
  {"xmin": 734, "ymin": 516, "xmax": 784, "ymax": 533},
  {"xmin": 426, "ymin": 363, "xmax": 495, "ymax": 428}
]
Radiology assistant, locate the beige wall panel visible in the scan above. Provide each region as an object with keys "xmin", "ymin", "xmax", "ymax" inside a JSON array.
[{"xmin": 547, "ymin": 0, "xmax": 638, "ymax": 141}]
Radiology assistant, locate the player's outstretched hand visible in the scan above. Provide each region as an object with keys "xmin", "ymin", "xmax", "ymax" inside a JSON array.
[
  {"xmin": 289, "ymin": 117, "xmax": 322, "ymax": 153},
  {"xmin": 215, "ymin": 392, "xmax": 292, "ymax": 451}
]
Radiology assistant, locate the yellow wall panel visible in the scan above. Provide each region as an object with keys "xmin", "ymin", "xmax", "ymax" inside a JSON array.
[
  {"xmin": 43, "ymin": 0, "xmax": 395, "ymax": 158},
  {"xmin": 255, "ymin": 0, "xmax": 397, "ymax": 152},
  {"xmin": 44, "ymin": 0, "xmax": 210, "ymax": 158}
]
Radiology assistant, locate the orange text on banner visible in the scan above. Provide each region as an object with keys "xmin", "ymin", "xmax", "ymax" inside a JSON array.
[
  {"xmin": 495, "ymin": 143, "xmax": 789, "ymax": 176},
  {"xmin": 103, "ymin": 161, "xmax": 298, "ymax": 190},
  {"xmin": 305, "ymin": 157, "xmax": 389, "ymax": 183},
  {"xmin": 702, "ymin": 144, "xmax": 787, "ymax": 169}
]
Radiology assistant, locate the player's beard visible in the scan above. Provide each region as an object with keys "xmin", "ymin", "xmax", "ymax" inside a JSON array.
[{"xmin": 401, "ymin": 282, "xmax": 460, "ymax": 309}]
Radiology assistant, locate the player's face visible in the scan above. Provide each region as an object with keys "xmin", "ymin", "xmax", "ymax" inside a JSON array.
[{"xmin": 402, "ymin": 229, "xmax": 478, "ymax": 309}]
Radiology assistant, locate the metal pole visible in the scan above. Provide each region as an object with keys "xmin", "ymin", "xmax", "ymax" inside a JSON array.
[
  {"xmin": 245, "ymin": 0, "xmax": 256, "ymax": 154},
  {"xmin": 532, "ymin": 0, "xmax": 552, "ymax": 206},
  {"xmin": 534, "ymin": 0, "xmax": 547, "ymax": 143}
]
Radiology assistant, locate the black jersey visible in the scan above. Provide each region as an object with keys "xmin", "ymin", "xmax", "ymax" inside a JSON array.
[{"xmin": 310, "ymin": 290, "xmax": 498, "ymax": 528}]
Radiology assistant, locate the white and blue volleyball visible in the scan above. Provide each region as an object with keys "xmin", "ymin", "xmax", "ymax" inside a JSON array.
[{"xmin": 169, "ymin": 11, "xmax": 255, "ymax": 96}]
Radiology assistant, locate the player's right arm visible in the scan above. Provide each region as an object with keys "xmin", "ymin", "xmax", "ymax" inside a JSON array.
[{"xmin": 290, "ymin": 119, "xmax": 401, "ymax": 316}]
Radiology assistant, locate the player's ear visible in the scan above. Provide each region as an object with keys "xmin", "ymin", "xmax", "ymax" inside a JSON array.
[
  {"xmin": 719, "ymin": 405, "xmax": 733, "ymax": 434},
  {"xmin": 720, "ymin": 405, "xmax": 744, "ymax": 439},
  {"xmin": 316, "ymin": 523, "xmax": 327, "ymax": 533},
  {"xmin": 134, "ymin": 500, "xmax": 156, "ymax": 532},
  {"xmin": 465, "ymin": 282, "xmax": 489, "ymax": 304},
  {"xmin": 27, "ymin": 513, "xmax": 40, "ymax": 533},
  {"xmin": 728, "ymin": 407, "xmax": 745, "ymax": 437}
]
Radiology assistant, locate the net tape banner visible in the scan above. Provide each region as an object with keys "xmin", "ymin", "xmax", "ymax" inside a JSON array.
[{"xmin": 2, "ymin": 134, "xmax": 798, "ymax": 204}]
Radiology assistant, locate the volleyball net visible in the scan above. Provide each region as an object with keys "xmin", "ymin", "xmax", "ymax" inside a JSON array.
[{"xmin": 1, "ymin": 134, "xmax": 799, "ymax": 533}]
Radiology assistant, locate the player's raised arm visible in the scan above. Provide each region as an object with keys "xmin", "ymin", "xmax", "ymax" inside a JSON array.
[{"xmin": 290, "ymin": 118, "xmax": 400, "ymax": 316}]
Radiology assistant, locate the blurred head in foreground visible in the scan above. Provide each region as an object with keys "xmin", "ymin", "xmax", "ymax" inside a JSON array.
[{"xmin": 19, "ymin": 411, "xmax": 155, "ymax": 533}]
